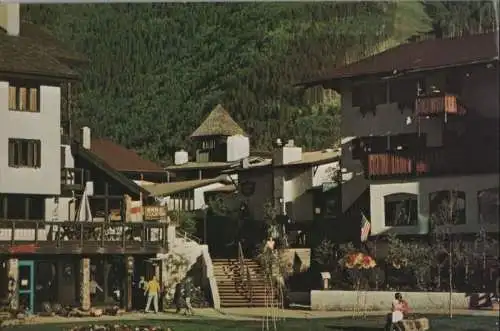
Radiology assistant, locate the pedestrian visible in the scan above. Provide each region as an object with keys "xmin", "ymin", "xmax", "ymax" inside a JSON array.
[
  {"xmin": 182, "ymin": 277, "xmax": 194, "ymax": 316},
  {"xmin": 134, "ymin": 276, "xmax": 147, "ymax": 310},
  {"xmin": 144, "ymin": 275, "xmax": 160, "ymax": 313},
  {"xmin": 173, "ymin": 283, "xmax": 183, "ymax": 313}
]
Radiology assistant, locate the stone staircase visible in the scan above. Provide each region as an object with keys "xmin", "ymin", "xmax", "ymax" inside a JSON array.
[{"xmin": 213, "ymin": 258, "xmax": 270, "ymax": 307}]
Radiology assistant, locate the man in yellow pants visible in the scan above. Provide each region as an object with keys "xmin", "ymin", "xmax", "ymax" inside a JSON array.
[{"xmin": 144, "ymin": 275, "xmax": 160, "ymax": 313}]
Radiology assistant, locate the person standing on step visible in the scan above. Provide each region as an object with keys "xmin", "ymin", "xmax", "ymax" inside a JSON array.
[{"xmin": 144, "ymin": 275, "xmax": 160, "ymax": 313}]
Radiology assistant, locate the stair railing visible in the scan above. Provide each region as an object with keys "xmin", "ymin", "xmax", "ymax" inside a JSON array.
[{"xmin": 237, "ymin": 241, "xmax": 253, "ymax": 305}]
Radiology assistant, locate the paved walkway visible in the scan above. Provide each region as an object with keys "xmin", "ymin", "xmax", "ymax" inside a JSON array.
[{"xmin": 2, "ymin": 307, "xmax": 497, "ymax": 327}]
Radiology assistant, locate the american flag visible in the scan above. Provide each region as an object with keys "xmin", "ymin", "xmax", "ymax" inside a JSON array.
[{"xmin": 361, "ymin": 212, "xmax": 371, "ymax": 242}]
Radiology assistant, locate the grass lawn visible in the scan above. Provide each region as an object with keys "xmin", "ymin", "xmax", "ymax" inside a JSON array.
[{"xmin": 3, "ymin": 315, "xmax": 497, "ymax": 331}]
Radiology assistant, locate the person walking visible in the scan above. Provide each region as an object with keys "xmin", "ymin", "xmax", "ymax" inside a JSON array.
[
  {"xmin": 144, "ymin": 275, "xmax": 161, "ymax": 313},
  {"xmin": 182, "ymin": 277, "xmax": 194, "ymax": 316}
]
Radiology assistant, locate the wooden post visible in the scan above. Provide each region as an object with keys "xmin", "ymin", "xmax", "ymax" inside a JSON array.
[
  {"xmin": 125, "ymin": 256, "xmax": 133, "ymax": 311},
  {"xmin": 7, "ymin": 258, "xmax": 19, "ymax": 310},
  {"xmin": 80, "ymin": 258, "xmax": 91, "ymax": 310},
  {"xmin": 103, "ymin": 259, "xmax": 110, "ymax": 304},
  {"xmin": 104, "ymin": 182, "xmax": 109, "ymax": 223}
]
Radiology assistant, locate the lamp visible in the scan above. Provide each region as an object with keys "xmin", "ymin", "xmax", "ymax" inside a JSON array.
[{"xmin": 126, "ymin": 257, "xmax": 134, "ymax": 274}]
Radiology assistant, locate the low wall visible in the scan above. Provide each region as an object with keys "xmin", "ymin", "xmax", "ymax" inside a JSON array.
[{"xmin": 311, "ymin": 290, "xmax": 490, "ymax": 311}]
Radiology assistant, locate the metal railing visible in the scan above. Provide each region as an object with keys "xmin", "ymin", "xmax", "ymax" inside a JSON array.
[
  {"xmin": 238, "ymin": 241, "xmax": 253, "ymax": 305},
  {"xmin": 175, "ymin": 229, "xmax": 202, "ymax": 244}
]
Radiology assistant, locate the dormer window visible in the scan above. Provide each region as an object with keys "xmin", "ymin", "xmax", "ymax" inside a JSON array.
[{"xmin": 8, "ymin": 82, "xmax": 40, "ymax": 112}]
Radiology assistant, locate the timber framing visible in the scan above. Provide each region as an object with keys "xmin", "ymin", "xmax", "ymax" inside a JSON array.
[{"xmin": 72, "ymin": 143, "xmax": 150, "ymax": 197}]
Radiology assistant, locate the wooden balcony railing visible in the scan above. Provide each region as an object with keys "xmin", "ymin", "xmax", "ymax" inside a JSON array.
[
  {"xmin": 61, "ymin": 168, "xmax": 89, "ymax": 192},
  {"xmin": 0, "ymin": 220, "xmax": 168, "ymax": 254},
  {"xmin": 366, "ymin": 147, "xmax": 498, "ymax": 178},
  {"xmin": 415, "ymin": 93, "xmax": 467, "ymax": 117}
]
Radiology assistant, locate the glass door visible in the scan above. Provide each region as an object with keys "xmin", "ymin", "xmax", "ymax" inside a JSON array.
[{"xmin": 18, "ymin": 260, "xmax": 35, "ymax": 314}]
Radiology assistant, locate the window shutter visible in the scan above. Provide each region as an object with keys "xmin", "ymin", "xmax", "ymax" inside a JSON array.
[
  {"xmin": 8, "ymin": 86, "xmax": 17, "ymax": 109},
  {"xmin": 19, "ymin": 87, "xmax": 27, "ymax": 111},
  {"xmin": 29, "ymin": 88, "xmax": 38, "ymax": 111}
]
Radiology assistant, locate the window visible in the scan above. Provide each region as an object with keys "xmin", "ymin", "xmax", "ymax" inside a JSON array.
[
  {"xmin": 8, "ymin": 139, "xmax": 41, "ymax": 168},
  {"xmin": 478, "ymin": 188, "xmax": 499, "ymax": 225},
  {"xmin": 0, "ymin": 194, "xmax": 45, "ymax": 228},
  {"xmin": 384, "ymin": 193, "xmax": 418, "ymax": 226},
  {"xmin": 429, "ymin": 190, "xmax": 466, "ymax": 225},
  {"xmin": 8, "ymin": 83, "xmax": 40, "ymax": 112}
]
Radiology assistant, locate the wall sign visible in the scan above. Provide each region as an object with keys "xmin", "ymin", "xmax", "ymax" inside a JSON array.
[{"xmin": 144, "ymin": 206, "xmax": 167, "ymax": 221}]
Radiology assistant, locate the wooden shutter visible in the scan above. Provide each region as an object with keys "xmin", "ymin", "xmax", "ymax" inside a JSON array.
[
  {"xmin": 19, "ymin": 87, "xmax": 27, "ymax": 111},
  {"xmin": 8, "ymin": 86, "xmax": 17, "ymax": 109},
  {"xmin": 29, "ymin": 88, "xmax": 38, "ymax": 112},
  {"xmin": 35, "ymin": 141, "xmax": 41, "ymax": 167},
  {"xmin": 8, "ymin": 140, "xmax": 16, "ymax": 166}
]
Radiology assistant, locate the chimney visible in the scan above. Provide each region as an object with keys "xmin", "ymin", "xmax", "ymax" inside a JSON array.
[
  {"xmin": 174, "ymin": 149, "xmax": 189, "ymax": 165},
  {"xmin": 0, "ymin": 4, "xmax": 20, "ymax": 36},
  {"xmin": 273, "ymin": 138, "xmax": 302, "ymax": 166},
  {"xmin": 81, "ymin": 126, "xmax": 91, "ymax": 150}
]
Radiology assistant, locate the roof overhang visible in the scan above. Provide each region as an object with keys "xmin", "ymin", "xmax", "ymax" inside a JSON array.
[
  {"xmin": 73, "ymin": 143, "xmax": 149, "ymax": 197},
  {"xmin": 296, "ymin": 57, "xmax": 499, "ymax": 91}
]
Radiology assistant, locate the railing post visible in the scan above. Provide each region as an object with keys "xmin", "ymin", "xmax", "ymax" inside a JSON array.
[
  {"xmin": 10, "ymin": 221, "xmax": 15, "ymax": 246},
  {"xmin": 79, "ymin": 222, "xmax": 84, "ymax": 248},
  {"xmin": 141, "ymin": 223, "xmax": 146, "ymax": 248},
  {"xmin": 56, "ymin": 224, "xmax": 61, "ymax": 248},
  {"xmin": 100, "ymin": 223, "xmax": 105, "ymax": 248},
  {"xmin": 122, "ymin": 223, "xmax": 126, "ymax": 248},
  {"xmin": 34, "ymin": 221, "xmax": 39, "ymax": 243}
]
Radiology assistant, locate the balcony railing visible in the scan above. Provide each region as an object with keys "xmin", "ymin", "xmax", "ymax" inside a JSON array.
[
  {"xmin": 61, "ymin": 168, "xmax": 89, "ymax": 192},
  {"xmin": 0, "ymin": 220, "xmax": 168, "ymax": 254},
  {"xmin": 415, "ymin": 93, "xmax": 467, "ymax": 117},
  {"xmin": 366, "ymin": 147, "xmax": 498, "ymax": 178}
]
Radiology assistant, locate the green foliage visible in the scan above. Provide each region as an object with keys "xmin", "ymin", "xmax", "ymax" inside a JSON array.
[
  {"xmin": 313, "ymin": 239, "xmax": 337, "ymax": 269},
  {"xmin": 21, "ymin": 2, "xmax": 496, "ymax": 163},
  {"xmin": 385, "ymin": 233, "xmax": 434, "ymax": 290},
  {"xmin": 168, "ymin": 210, "xmax": 196, "ymax": 235}
]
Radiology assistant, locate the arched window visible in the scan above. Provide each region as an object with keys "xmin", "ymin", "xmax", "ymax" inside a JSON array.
[
  {"xmin": 478, "ymin": 188, "xmax": 499, "ymax": 225},
  {"xmin": 384, "ymin": 193, "xmax": 418, "ymax": 226},
  {"xmin": 429, "ymin": 190, "xmax": 466, "ymax": 225}
]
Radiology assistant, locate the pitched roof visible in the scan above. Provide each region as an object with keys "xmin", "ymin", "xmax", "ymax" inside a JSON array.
[
  {"xmin": 0, "ymin": 31, "xmax": 78, "ymax": 79},
  {"xmin": 75, "ymin": 144, "xmax": 149, "ymax": 197},
  {"xmin": 190, "ymin": 104, "xmax": 247, "ymax": 138},
  {"xmin": 90, "ymin": 138, "xmax": 165, "ymax": 174},
  {"xmin": 19, "ymin": 22, "xmax": 88, "ymax": 64},
  {"xmin": 300, "ymin": 31, "xmax": 499, "ymax": 88}
]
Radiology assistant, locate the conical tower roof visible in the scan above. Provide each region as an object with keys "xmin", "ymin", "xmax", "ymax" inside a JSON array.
[{"xmin": 190, "ymin": 104, "xmax": 247, "ymax": 138}]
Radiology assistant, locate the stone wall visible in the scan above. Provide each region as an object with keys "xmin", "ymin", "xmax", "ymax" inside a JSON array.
[
  {"xmin": 6, "ymin": 259, "xmax": 18, "ymax": 310},
  {"xmin": 311, "ymin": 290, "xmax": 480, "ymax": 311}
]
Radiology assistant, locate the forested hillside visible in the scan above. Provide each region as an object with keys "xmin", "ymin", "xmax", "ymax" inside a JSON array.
[{"xmin": 22, "ymin": 2, "xmax": 498, "ymax": 163}]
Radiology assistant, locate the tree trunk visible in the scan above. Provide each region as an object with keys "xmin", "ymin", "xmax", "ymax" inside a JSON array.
[{"xmin": 449, "ymin": 243, "xmax": 453, "ymax": 318}]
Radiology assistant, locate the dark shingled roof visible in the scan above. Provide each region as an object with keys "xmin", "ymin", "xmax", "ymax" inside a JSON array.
[
  {"xmin": 20, "ymin": 22, "xmax": 88, "ymax": 64},
  {"xmin": 300, "ymin": 31, "xmax": 499, "ymax": 88},
  {"xmin": 90, "ymin": 138, "xmax": 165, "ymax": 174},
  {"xmin": 190, "ymin": 104, "xmax": 247, "ymax": 138},
  {"xmin": 0, "ymin": 23, "xmax": 81, "ymax": 79}
]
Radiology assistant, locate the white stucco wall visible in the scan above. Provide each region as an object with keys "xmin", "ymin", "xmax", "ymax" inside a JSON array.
[
  {"xmin": 0, "ymin": 81, "xmax": 61, "ymax": 195},
  {"xmin": 370, "ymin": 174, "xmax": 499, "ymax": 236},
  {"xmin": 193, "ymin": 183, "xmax": 226, "ymax": 210}
]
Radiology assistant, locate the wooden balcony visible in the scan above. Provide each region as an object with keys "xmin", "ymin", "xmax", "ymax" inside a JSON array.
[
  {"xmin": 61, "ymin": 168, "xmax": 89, "ymax": 192},
  {"xmin": 366, "ymin": 147, "xmax": 498, "ymax": 179},
  {"xmin": 415, "ymin": 93, "xmax": 467, "ymax": 117},
  {"xmin": 0, "ymin": 221, "xmax": 168, "ymax": 254}
]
